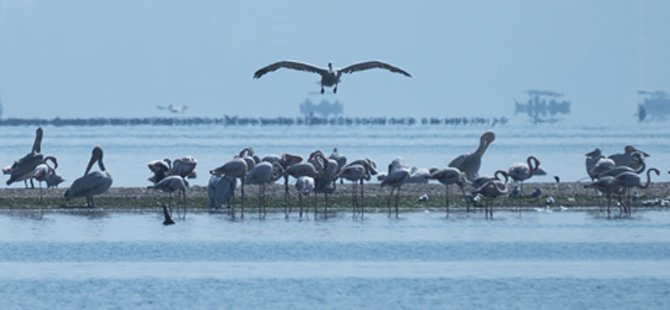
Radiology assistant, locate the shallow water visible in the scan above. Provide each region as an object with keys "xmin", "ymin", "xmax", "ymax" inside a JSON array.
[
  {"xmin": 1, "ymin": 124, "xmax": 669, "ymax": 187},
  {"xmin": 0, "ymin": 210, "xmax": 669, "ymax": 309}
]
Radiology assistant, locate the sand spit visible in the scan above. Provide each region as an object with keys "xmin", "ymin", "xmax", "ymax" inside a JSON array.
[{"xmin": 1, "ymin": 182, "xmax": 669, "ymax": 211}]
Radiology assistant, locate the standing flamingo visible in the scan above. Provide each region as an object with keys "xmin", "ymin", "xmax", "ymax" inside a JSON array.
[
  {"xmin": 210, "ymin": 158, "xmax": 248, "ymax": 218},
  {"xmin": 429, "ymin": 167, "xmax": 468, "ymax": 217},
  {"xmin": 474, "ymin": 179, "xmax": 508, "ymax": 219},
  {"xmin": 337, "ymin": 163, "xmax": 373, "ymax": 218},
  {"xmin": 284, "ymin": 162, "xmax": 319, "ymax": 217},
  {"xmin": 64, "ymin": 146, "xmax": 113, "ymax": 208},
  {"xmin": 244, "ymin": 162, "xmax": 283, "ymax": 219},
  {"xmin": 614, "ymin": 168, "xmax": 660, "ymax": 215},
  {"xmin": 381, "ymin": 160, "xmax": 411, "ymax": 218},
  {"xmin": 449, "ymin": 131, "xmax": 496, "ymax": 180},
  {"xmin": 149, "ymin": 175, "xmax": 188, "ymax": 218},
  {"xmin": 507, "ymin": 156, "xmax": 541, "ymax": 195}
]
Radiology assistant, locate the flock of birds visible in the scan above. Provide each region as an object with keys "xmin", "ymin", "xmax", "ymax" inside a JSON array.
[{"xmin": 3, "ymin": 127, "xmax": 667, "ymax": 224}]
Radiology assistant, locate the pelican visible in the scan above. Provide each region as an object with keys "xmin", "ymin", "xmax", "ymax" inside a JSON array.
[
  {"xmin": 608, "ymin": 145, "xmax": 649, "ymax": 171},
  {"xmin": 590, "ymin": 155, "xmax": 645, "ymax": 179},
  {"xmin": 6, "ymin": 127, "xmax": 45, "ymax": 188},
  {"xmin": 149, "ymin": 175, "xmax": 188, "ymax": 218},
  {"xmin": 147, "ymin": 158, "xmax": 171, "ymax": 184},
  {"xmin": 449, "ymin": 131, "xmax": 496, "ymax": 180},
  {"xmin": 64, "ymin": 146, "xmax": 113, "ymax": 208},
  {"xmin": 253, "ymin": 60, "xmax": 411, "ymax": 94},
  {"xmin": 585, "ymin": 148, "xmax": 603, "ymax": 180}
]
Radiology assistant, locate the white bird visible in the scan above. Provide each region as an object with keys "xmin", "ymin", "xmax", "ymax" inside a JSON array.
[
  {"xmin": 64, "ymin": 146, "xmax": 113, "ymax": 208},
  {"xmin": 210, "ymin": 158, "xmax": 248, "ymax": 218},
  {"xmin": 585, "ymin": 148, "xmax": 603, "ymax": 180},
  {"xmin": 253, "ymin": 60, "xmax": 411, "ymax": 94},
  {"xmin": 295, "ymin": 176, "xmax": 315, "ymax": 219},
  {"xmin": 32, "ymin": 156, "xmax": 58, "ymax": 188},
  {"xmin": 507, "ymin": 156, "xmax": 541, "ymax": 194},
  {"xmin": 449, "ymin": 131, "xmax": 496, "ymax": 180},
  {"xmin": 244, "ymin": 162, "xmax": 284, "ymax": 219},
  {"xmin": 207, "ymin": 175, "xmax": 236, "ymax": 210}
]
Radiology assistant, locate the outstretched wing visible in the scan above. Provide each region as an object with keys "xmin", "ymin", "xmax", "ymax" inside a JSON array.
[
  {"xmin": 339, "ymin": 61, "xmax": 411, "ymax": 77},
  {"xmin": 253, "ymin": 61, "xmax": 328, "ymax": 79}
]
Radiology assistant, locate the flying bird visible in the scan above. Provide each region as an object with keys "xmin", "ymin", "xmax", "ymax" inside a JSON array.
[{"xmin": 253, "ymin": 60, "xmax": 411, "ymax": 94}]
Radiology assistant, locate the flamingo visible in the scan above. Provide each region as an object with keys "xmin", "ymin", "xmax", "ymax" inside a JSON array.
[
  {"xmin": 64, "ymin": 146, "xmax": 113, "ymax": 208},
  {"xmin": 614, "ymin": 168, "xmax": 660, "ymax": 215},
  {"xmin": 295, "ymin": 176, "xmax": 315, "ymax": 219},
  {"xmin": 344, "ymin": 158, "xmax": 378, "ymax": 199},
  {"xmin": 210, "ymin": 158, "xmax": 248, "ymax": 218},
  {"xmin": 284, "ymin": 162, "xmax": 319, "ymax": 217},
  {"xmin": 162, "ymin": 205, "xmax": 175, "ymax": 225},
  {"xmin": 147, "ymin": 158, "xmax": 171, "ymax": 184},
  {"xmin": 507, "ymin": 156, "xmax": 541, "ymax": 195},
  {"xmin": 337, "ymin": 163, "xmax": 373, "ymax": 218},
  {"xmin": 474, "ymin": 179, "xmax": 508, "ymax": 219},
  {"xmin": 167, "ymin": 156, "xmax": 197, "ymax": 179},
  {"xmin": 381, "ymin": 160, "xmax": 411, "ymax": 218},
  {"xmin": 429, "ymin": 167, "xmax": 468, "ymax": 217},
  {"xmin": 32, "ymin": 156, "xmax": 58, "ymax": 188},
  {"xmin": 584, "ymin": 176, "xmax": 622, "ymax": 215},
  {"xmin": 329, "ymin": 147, "xmax": 348, "ymax": 184},
  {"xmin": 244, "ymin": 161, "xmax": 284, "ymax": 219},
  {"xmin": 207, "ymin": 174, "xmax": 236, "ymax": 210},
  {"xmin": 449, "ymin": 131, "xmax": 496, "ymax": 180},
  {"xmin": 253, "ymin": 60, "xmax": 411, "ymax": 94},
  {"xmin": 149, "ymin": 175, "xmax": 188, "ymax": 218},
  {"xmin": 310, "ymin": 151, "xmax": 339, "ymax": 218}
]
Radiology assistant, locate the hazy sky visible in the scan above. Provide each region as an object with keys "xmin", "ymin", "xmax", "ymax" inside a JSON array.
[{"xmin": 0, "ymin": 0, "xmax": 669, "ymax": 124}]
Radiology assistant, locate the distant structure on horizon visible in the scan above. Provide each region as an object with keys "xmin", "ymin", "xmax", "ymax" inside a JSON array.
[
  {"xmin": 157, "ymin": 104, "xmax": 188, "ymax": 114},
  {"xmin": 514, "ymin": 90, "xmax": 571, "ymax": 124},
  {"xmin": 299, "ymin": 97, "xmax": 343, "ymax": 118},
  {"xmin": 636, "ymin": 90, "xmax": 670, "ymax": 122}
]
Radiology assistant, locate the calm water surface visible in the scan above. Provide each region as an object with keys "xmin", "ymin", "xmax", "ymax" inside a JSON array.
[{"xmin": 0, "ymin": 209, "xmax": 669, "ymax": 309}]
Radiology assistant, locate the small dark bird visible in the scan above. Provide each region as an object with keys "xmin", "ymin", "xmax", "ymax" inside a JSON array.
[{"xmin": 162, "ymin": 205, "xmax": 175, "ymax": 225}]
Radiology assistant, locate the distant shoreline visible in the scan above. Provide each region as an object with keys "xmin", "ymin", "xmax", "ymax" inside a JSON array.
[
  {"xmin": 1, "ymin": 182, "xmax": 668, "ymax": 210},
  {"xmin": 0, "ymin": 116, "xmax": 509, "ymax": 127}
]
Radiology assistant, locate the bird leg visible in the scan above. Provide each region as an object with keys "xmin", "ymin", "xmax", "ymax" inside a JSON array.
[
  {"xmin": 445, "ymin": 185, "xmax": 449, "ymax": 218},
  {"xmin": 395, "ymin": 186, "xmax": 401, "ymax": 218},
  {"xmin": 334, "ymin": 84, "xmax": 338, "ymax": 93},
  {"xmin": 284, "ymin": 176, "xmax": 290, "ymax": 218},
  {"xmin": 387, "ymin": 188, "xmax": 395, "ymax": 216},
  {"xmin": 320, "ymin": 86, "xmax": 325, "ymax": 94},
  {"xmin": 299, "ymin": 193, "xmax": 304, "ymax": 219},
  {"xmin": 240, "ymin": 179, "xmax": 245, "ymax": 219}
]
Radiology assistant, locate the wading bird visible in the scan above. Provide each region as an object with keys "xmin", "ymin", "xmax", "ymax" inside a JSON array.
[
  {"xmin": 507, "ymin": 156, "xmax": 541, "ymax": 195},
  {"xmin": 5, "ymin": 127, "xmax": 46, "ymax": 188},
  {"xmin": 381, "ymin": 160, "xmax": 411, "ymax": 218},
  {"xmin": 149, "ymin": 175, "xmax": 188, "ymax": 218},
  {"xmin": 210, "ymin": 158, "xmax": 248, "ymax": 218},
  {"xmin": 449, "ymin": 131, "xmax": 496, "ymax": 180},
  {"xmin": 253, "ymin": 60, "xmax": 411, "ymax": 94},
  {"xmin": 64, "ymin": 146, "xmax": 113, "ymax": 207},
  {"xmin": 608, "ymin": 145, "xmax": 649, "ymax": 171},
  {"xmin": 614, "ymin": 168, "xmax": 660, "ymax": 215},
  {"xmin": 429, "ymin": 167, "xmax": 468, "ymax": 217},
  {"xmin": 474, "ymin": 179, "xmax": 508, "ymax": 219}
]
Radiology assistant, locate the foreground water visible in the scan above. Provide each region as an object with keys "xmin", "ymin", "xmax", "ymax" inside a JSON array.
[
  {"xmin": 0, "ymin": 209, "xmax": 669, "ymax": 309},
  {"xmin": 1, "ymin": 124, "xmax": 669, "ymax": 187}
]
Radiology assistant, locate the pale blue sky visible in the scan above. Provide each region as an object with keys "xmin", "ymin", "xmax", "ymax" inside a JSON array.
[{"xmin": 0, "ymin": 0, "xmax": 669, "ymax": 124}]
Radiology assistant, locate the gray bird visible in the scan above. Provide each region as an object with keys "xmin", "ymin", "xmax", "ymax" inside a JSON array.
[
  {"xmin": 585, "ymin": 148, "xmax": 603, "ymax": 180},
  {"xmin": 253, "ymin": 60, "xmax": 411, "ymax": 94},
  {"xmin": 449, "ymin": 131, "xmax": 496, "ymax": 180},
  {"xmin": 244, "ymin": 162, "xmax": 284, "ymax": 219},
  {"xmin": 5, "ymin": 127, "xmax": 45, "ymax": 188},
  {"xmin": 614, "ymin": 168, "xmax": 660, "ymax": 215},
  {"xmin": 295, "ymin": 176, "xmax": 315, "ymax": 219},
  {"xmin": 473, "ymin": 179, "xmax": 508, "ymax": 219},
  {"xmin": 149, "ymin": 175, "xmax": 188, "ymax": 218},
  {"xmin": 429, "ymin": 167, "xmax": 467, "ymax": 217},
  {"xmin": 210, "ymin": 158, "xmax": 248, "ymax": 218},
  {"xmin": 207, "ymin": 174, "xmax": 237, "ymax": 211},
  {"xmin": 608, "ymin": 145, "xmax": 649, "ymax": 171},
  {"xmin": 381, "ymin": 162, "xmax": 411, "ymax": 218},
  {"xmin": 64, "ymin": 146, "xmax": 113, "ymax": 208}
]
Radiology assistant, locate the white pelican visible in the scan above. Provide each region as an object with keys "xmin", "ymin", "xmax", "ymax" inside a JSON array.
[
  {"xmin": 253, "ymin": 60, "xmax": 411, "ymax": 94},
  {"xmin": 449, "ymin": 131, "xmax": 496, "ymax": 180},
  {"xmin": 5, "ymin": 127, "xmax": 44, "ymax": 188},
  {"xmin": 64, "ymin": 146, "xmax": 113, "ymax": 207}
]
